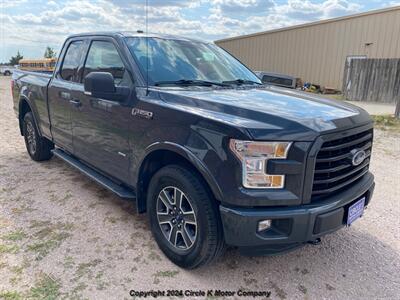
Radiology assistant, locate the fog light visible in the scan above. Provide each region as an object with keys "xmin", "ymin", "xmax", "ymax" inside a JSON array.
[{"xmin": 258, "ymin": 220, "xmax": 272, "ymax": 232}]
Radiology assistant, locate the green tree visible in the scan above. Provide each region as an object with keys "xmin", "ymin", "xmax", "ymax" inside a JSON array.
[
  {"xmin": 9, "ymin": 51, "xmax": 23, "ymax": 65},
  {"xmin": 44, "ymin": 46, "xmax": 56, "ymax": 58}
]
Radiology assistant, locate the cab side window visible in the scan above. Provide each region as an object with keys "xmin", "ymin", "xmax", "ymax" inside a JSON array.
[
  {"xmin": 60, "ymin": 41, "xmax": 83, "ymax": 82},
  {"xmin": 83, "ymin": 41, "xmax": 131, "ymax": 86}
]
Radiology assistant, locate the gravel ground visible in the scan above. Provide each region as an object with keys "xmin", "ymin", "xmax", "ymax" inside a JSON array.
[
  {"xmin": 308, "ymin": 94, "xmax": 395, "ymax": 116},
  {"xmin": 0, "ymin": 76, "xmax": 399, "ymax": 300},
  {"xmin": 344, "ymin": 101, "xmax": 395, "ymax": 115}
]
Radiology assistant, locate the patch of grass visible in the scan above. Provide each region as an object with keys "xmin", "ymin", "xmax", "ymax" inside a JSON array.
[
  {"xmin": 75, "ymin": 259, "xmax": 102, "ymax": 279},
  {"xmin": 27, "ymin": 221, "xmax": 73, "ymax": 260},
  {"xmin": 29, "ymin": 274, "xmax": 60, "ymax": 300},
  {"xmin": 1, "ymin": 230, "xmax": 26, "ymax": 241},
  {"xmin": 104, "ymin": 216, "xmax": 118, "ymax": 224},
  {"xmin": 0, "ymin": 290, "xmax": 22, "ymax": 300},
  {"xmin": 147, "ymin": 251, "xmax": 162, "ymax": 261},
  {"xmin": 11, "ymin": 205, "xmax": 35, "ymax": 215},
  {"xmin": 9, "ymin": 277, "xmax": 18, "ymax": 286},
  {"xmin": 63, "ymin": 256, "xmax": 75, "ymax": 269},
  {"xmin": 0, "ymin": 244, "xmax": 19, "ymax": 254},
  {"xmin": 372, "ymin": 115, "xmax": 400, "ymax": 132},
  {"xmin": 0, "ymin": 261, "xmax": 8, "ymax": 269},
  {"xmin": 68, "ymin": 282, "xmax": 88, "ymax": 298},
  {"xmin": 49, "ymin": 192, "xmax": 72, "ymax": 205},
  {"xmin": 10, "ymin": 265, "xmax": 24, "ymax": 275},
  {"xmin": 154, "ymin": 270, "xmax": 179, "ymax": 278},
  {"xmin": 269, "ymin": 281, "xmax": 287, "ymax": 300},
  {"xmin": 95, "ymin": 271, "xmax": 104, "ymax": 280},
  {"xmin": 94, "ymin": 272, "xmax": 109, "ymax": 291},
  {"xmin": 27, "ymin": 232, "xmax": 70, "ymax": 260},
  {"xmin": 152, "ymin": 270, "xmax": 179, "ymax": 285},
  {"xmin": 29, "ymin": 220, "xmax": 52, "ymax": 229}
]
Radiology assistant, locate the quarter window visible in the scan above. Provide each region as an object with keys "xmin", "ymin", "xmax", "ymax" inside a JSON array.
[{"xmin": 60, "ymin": 41, "xmax": 83, "ymax": 82}]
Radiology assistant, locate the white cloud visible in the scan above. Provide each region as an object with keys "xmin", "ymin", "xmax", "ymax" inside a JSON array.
[
  {"xmin": 0, "ymin": 0, "xmax": 375, "ymax": 62},
  {"xmin": 0, "ymin": 0, "xmax": 27, "ymax": 8},
  {"xmin": 273, "ymin": 0, "xmax": 362, "ymax": 20},
  {"xmin": 210, "ymin": 0, "xmax": 274, "ymax": 17}
]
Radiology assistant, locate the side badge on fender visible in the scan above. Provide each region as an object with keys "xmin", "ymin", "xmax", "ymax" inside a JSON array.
[{"xmin": 131, "ymin": 108, "xmax": 153, "ymax": 119}]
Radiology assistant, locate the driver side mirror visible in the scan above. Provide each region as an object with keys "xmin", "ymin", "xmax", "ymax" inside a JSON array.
[{"xmin": 84, "ymin": 72, "xmax": 129, "ymax": 101}]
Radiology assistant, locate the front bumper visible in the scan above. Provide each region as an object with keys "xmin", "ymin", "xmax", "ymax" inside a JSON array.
[{"xmin": 219, "ymin": 172, "xmax": 374, "ymax": 255}]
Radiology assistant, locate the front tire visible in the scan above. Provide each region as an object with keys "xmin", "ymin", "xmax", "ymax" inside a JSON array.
[
  {"xmin": 23, "ymin": 112, "xmax": 53, "ymax": 161},
  {"xmin": 147, "ymin": 165, "xmax": 225, "ymax": 269}
]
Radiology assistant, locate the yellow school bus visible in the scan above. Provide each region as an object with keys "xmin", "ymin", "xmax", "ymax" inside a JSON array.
[{"xmin": 19, "ymin": 58, "xmax": 57, "ymax": 72}]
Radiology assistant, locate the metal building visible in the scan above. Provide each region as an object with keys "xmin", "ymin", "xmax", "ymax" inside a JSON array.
[{"xmin": 215, "ymin": 6, "xmax": 400, "ymax": 90}]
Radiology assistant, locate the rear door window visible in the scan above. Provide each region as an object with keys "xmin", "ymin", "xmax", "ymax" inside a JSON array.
[{"xmin": 60, "ymin": 41, "xmax": 83, "ymax": 82}]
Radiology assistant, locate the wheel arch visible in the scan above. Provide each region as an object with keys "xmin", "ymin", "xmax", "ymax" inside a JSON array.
[
  {"xmin": 18, "ymin": 96, "xmax": 41, "ymax": 136},
  {"xmin": 135, "ymin": 142, "xmax": 223, "ymax": 213}
]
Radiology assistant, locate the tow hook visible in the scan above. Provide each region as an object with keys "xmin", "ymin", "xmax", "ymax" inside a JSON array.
[{"xmin": 308, "ymin": 238, "xmax": 321, "ymax": 245}]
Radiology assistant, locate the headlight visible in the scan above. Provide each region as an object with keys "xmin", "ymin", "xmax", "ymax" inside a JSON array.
[{"xmin": 229, "ymin": 140, "xmax": 291, "ymax": 189}]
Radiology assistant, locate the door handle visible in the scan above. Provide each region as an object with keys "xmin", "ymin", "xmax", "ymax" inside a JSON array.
[{"xmin": 69, "ymin": 99, "xmax": 81, "ymax": 107}]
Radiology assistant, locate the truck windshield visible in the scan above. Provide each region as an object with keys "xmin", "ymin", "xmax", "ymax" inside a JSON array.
[{"xmin": 125, "ymin": 37, "xmax": 261, "ymax": 86}]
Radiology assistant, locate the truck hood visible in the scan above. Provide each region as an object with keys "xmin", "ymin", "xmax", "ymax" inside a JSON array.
[{"xmin": 155, "ymin": 85, "xmax": 372, "ymax": 141}]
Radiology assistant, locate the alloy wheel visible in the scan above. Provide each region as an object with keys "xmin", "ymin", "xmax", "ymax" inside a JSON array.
[
  {"xmin": 156, "ymin": 186, "xmax": 197, "ymax": 250},
  {"xmin": 26, "ymin": 121, "xmax": 36, "ymax": 155}
]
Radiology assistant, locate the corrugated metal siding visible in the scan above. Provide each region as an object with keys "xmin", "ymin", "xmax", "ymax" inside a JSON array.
[{"xmin": 216, "ymin": 7, "xmax": 400, "ymax": 90}]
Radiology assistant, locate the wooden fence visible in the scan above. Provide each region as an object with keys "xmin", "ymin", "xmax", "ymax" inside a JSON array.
[{"xmin": 343, "ymin": 58, "xmax": 400, "ymax": 103}]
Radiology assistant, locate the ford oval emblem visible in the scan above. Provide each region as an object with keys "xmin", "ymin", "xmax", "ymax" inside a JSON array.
[{"xmin": 351, "ymin": 149, "xmax": 366, "ymax": 166}]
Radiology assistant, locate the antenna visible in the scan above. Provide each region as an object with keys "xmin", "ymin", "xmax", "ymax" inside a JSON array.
[{"xmin": 145, "ymin": 0, "xmax": 149, "ymax": 96}]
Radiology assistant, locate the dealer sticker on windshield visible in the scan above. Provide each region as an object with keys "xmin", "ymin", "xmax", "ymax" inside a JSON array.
[{"xmin": 347, "ymin": 197, "xmax": 365, "ymax": 226}]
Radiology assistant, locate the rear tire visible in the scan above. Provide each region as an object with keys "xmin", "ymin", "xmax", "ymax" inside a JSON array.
[
  {"xmin": 23, "ymin": 112, "xmax": 53, "ymax": 161},
  {"xmin": 147, "ymin": 165, "xmax": 225, "ymax": 269}
]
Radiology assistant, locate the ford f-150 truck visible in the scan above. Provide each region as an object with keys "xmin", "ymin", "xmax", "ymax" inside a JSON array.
[{"xmin": 11, "ymin": 32, "xmax": 375, "ymax": 269}]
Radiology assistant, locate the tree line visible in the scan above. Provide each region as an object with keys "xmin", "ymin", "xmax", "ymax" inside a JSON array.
[{"xmin": 4, "ymin": 46, "xmax": 57, "ymax": 65}]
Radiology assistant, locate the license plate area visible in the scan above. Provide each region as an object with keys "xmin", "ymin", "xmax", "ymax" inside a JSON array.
[{"xmin": 346, "ymin": 197, "xmax": 365, "ymax": 225}]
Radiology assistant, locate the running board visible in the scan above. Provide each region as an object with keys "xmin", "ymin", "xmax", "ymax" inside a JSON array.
[{"xmin": 52, "ymin": 149, "xmax": 136, "ymax": 199}]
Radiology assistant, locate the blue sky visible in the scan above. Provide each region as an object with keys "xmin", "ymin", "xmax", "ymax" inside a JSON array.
[{"xmin": 0, "ymin": 0, "xmax": 398, "ymax": 63}]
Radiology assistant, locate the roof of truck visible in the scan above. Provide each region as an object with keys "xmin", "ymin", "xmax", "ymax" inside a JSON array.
[{"xmin": 67, "ymin": 31, "xmax": 208, "ymax": 43}]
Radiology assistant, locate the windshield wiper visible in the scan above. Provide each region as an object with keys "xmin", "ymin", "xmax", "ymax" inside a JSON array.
[
  {"xmin": 222, "ymin": 79, "xmax": 262, "ymax": 85},
  {"xmin": 154, "ymin": 79, "xmax": 229, "ymax": 87}
]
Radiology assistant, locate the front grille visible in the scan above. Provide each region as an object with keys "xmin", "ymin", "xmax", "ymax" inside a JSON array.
[{"xmin": 312, "ymin": 128, "xmax": 373, "ymax": 200}]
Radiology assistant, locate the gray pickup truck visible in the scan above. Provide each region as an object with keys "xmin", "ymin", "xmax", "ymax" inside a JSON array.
[{"xmin": 11, "ymin": 32, "xmax": 375, "ymax": 268}]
